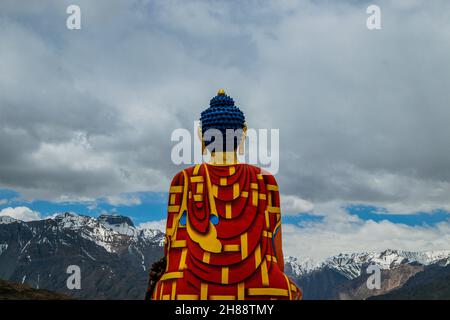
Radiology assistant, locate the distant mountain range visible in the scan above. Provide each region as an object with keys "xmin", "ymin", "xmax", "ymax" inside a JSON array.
[
  {"xmin": 1, "ymin": 213, "xmax": 449, "ymax": 300},
  {"xmin": 285, "ymin": 249, "xmax": 450, "ymax": 299},
  {"xmin": 0, "ymin": 213, "xmax": 164, "ymax": 299}
]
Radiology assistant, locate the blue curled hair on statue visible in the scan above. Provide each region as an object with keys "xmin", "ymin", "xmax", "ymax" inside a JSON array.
[{"xmin": 199, "ymin": 90, "xmax": 246, "ymax": 152}]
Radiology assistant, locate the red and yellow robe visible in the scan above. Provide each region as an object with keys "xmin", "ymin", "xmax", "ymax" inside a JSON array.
[{"xmin": 151, "ymin": 163, "xmax": 301, "ymax": 300}]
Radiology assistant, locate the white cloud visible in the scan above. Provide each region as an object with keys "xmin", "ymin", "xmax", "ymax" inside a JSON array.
[
  {"xmin": 282, "ymin": 209, "xmax": 450, "ymax": 263},
  {"xmin": 104, "ymin": 194, "xmax": 142, "ymax": 206},
  {"xmin": 0, "ymin": 199, "xmax": 8, "ymax": 205},
  {"xmin": 281, "ymin": 195, "xmax": 314, "ymax": 215},
  {"xmin": 138, "ymin": 219, "xmax": 167, "ymax": 233},
  {"xmin": 0, "ymin": 206, "xmax": 41, "ymax": 221},
  {"xmin": 1, "ymin": 0, "xmax": 450, "ymax": 218}
]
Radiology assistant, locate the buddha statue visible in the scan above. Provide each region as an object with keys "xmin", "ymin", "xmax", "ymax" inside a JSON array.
[{"xmin": 147, "ymin": 90, "xmax": 301, "ymax": 300}]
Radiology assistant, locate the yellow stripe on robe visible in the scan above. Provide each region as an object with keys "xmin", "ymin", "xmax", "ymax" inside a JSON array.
[
  {"xmin": 247, "ymin": 288, "xmax": 288, "ymax": 297},
  {"xmin": 255, "ymin": 245, "xmax": 261, "ymax": 268},
  {"xmin": 168, "ymin": 205, "xmax": 180, "ymax": 213},
  {"xmin": 190, "ymin": 176, "xmax": 204, "ymax": 183},
  {"xmin": 268, "ymin": 206, "xmax": 281, "ymax": 213},
  {"xmin": 179, "ymin": 248, "xmax": 187, "ymax": 269},
  {"xmin": 170, "ymin": 194, "xmax": 176, "ymax": 205},
  {"xmin": 225, "ymin": 203, "xmax": 232, "ymax": 219},
  {"xmin": 210, "ymin": 295, "xmax": 235, "ymax": 300},
  {"xmin": 171, "ymin": 281, "xmax": 177, "ymax": 299},
  {"xmin": 177, "ymin": 294, "xmax": 199, "ymax": 300},
  {"xmin": 261, "ymin": 260, "xmax": 269, "ymax": 286},
  {"xmin": 224, "ymin": 244, "xmax": 240, "ymax": 251},
  {"xmin": 171, "ymin": 240, "xmax": 186, "ymax": 248},
  {"xmin": 169, "ymin": 186, "xmax": 183, "ymax": 193},
  {"xmin": 237, "ymin": 282, "xmax": 245, "ymax": 300},
  {"xmin": 252, "ymin": 191, "xmax": 258, "ymax": 206},
  {"xmin": 160, "ymin": 271, "xmax": 183, "ymax": 281},
  {"xmin": 233, "ymin": 183, "xmax": 240, "ymax": 199},
  {"xmin": 240, "ymin": 233, "xmax": 248, "ymax": 259},
  {"xmin": 200, "ymin": 283, "xmax": 208, "ymax": 300},
  {"xmin": 221, "ymin": 267, "xmax": 229, "ymax": 284}
]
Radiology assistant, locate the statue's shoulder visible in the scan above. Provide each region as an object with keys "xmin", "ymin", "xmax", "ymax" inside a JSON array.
[
  {"xmin": 241, "ymin": 164, "xmax": 278, "ymax": 186},
  {"xmin": 169, "ymin": 165, "xmax": 201, "ymax": 187},
  {"xmin": 261, "ymin": 170, "xmax": 278, "ymax": 188}
]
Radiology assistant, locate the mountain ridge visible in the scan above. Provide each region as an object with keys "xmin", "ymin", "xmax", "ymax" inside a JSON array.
[
  {"xmin": 0, "ymin": 212, "xmax": 164, "ymax": 299},
  {"xmin": 1, "ymin": 213, "xmax": 449, "ymax": 300},
  {"xmin": 285, "ymin": 249, "xmax": 450, "ymax": 300},
  {"xmin": 0, "ymin": 278, "xmax": 72, "ymax": 300},
  {"xmin": 285, "ymin": 249, "xmax": 450, "ymax": 280}
]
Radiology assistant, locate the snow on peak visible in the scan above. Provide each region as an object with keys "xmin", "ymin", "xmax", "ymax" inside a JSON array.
[
  {"xmin": 285, "ymin": 256, "xmax": 320, "ymax": 277},
  {"xmin": 51, "ymin": 212, "xmax": 135, "ymax": 235},
  {"xmin": 138, "ymin": 228, "xmax": 165, "ymax": 246},
  {"xmin": 52, "ymin": 212, "xmax": 92, "ymax": 228},
  {"xmin": 0, "ymin": 215, "xmax": 20, "ymax": 224},
  {"xmin": 50, "ymin": 213, "xmax": 121, "ymax": 252},
  {"xmin": 286, "ymin": 249, "xmax": 450, "ymax": 280},
  {"xmin": 323, "ymin": 249, "xmax": 450, "ymax": 279},
  {"xmin": 97, "ymin": 214, "xmax": 136, "ymax": 236},
  {"xmin": 48, "ymin": 212, "xmax": 165, "ymax": 251},
  {"xmin": 384, "ymin": 249, "xmax": 450, "ymax": 266}
]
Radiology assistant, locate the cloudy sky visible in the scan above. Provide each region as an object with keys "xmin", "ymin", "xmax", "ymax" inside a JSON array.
[{"xmin": 1, "ymin": 0, "xmax": 450, "ymax": 262}]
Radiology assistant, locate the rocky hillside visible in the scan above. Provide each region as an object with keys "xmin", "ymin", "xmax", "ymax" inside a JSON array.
[
  {"xmin": 285, "ymin": 249, "xmax": 450, "ymax": 300},
  {"xmin": 0, "ymin": 278, "xmax": 72, "ymax": 300},
  {"xmin": 369, "ymin": 263, "xmax": 450, "ymax": 300},
  {"xmin": 1, "ymin": 213, "xmax": 449, "ymax": 300}
]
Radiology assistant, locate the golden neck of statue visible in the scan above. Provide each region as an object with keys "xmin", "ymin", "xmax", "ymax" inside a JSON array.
[{"xmin": 208, "ymin": 151, "xmax": 239, "ymax": 166}]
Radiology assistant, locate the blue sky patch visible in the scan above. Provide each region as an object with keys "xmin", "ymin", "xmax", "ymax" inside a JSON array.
[
  {"xmin": 0, "ymin": 188, "xmax": 168, "ymax": 225},
  {"xmin": 345, "ymin": 204, "xmax": 450, "ymax": 227},
  {"xmin": 283, "ymin": 214, "xmax": 325, "ymax": 226},
  {"xmin": 2, "ymin": 188, "xmax": 450, "ymax": 227}
]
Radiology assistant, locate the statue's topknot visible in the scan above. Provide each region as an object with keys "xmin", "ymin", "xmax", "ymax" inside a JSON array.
[
  {"xmin": 200, "ymin": 90, "xmax": 245, "ymax": 132},
  {"xmin": 200, "ymin": 90, "xmax": 246, "ymax": 151}
]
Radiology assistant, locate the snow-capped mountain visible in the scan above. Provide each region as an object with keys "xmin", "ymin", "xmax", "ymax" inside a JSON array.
[
  {"xmin": 285, "ymin": 249, "xmax": 450, "ymax": 280},
  {"xmin": 284, "ymin": 256, "xmax": 318, "ymax": 277},
  {"xmin": 1, "ymin": 212, "xmax": 449, "ymax": 300},
  {"xmin": 0, "ymin": 215, "xmax": 19, "ymax": 224},
  {"xmin": 285, "ymin": 249, "xmax": 450, "ymax": 300},
  {"xmin": 0, "ymin": 212, "xmax": 164, "ymax": 299},
  {"xmin": 97, "ymin": 214, "xmax": 136, "ymax": 235},
  {"xmin": 50, "ymin": 212, "xmax": 165, "ymax": 252}
]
